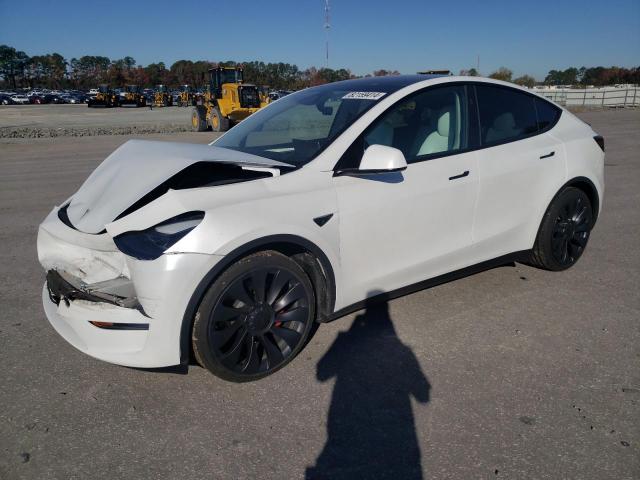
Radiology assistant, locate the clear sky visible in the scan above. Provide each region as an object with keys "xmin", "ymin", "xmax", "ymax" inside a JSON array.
[{"xmin": 1, "ymin": 0, "xmax": 638, "ymax": 80}]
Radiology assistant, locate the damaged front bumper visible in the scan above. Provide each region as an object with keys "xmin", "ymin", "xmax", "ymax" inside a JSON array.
[
  {"xmin": 46, "ymin": 269, "xmax": 143, "ymax": 311},
  {"xmin": 38, "ymin": 206, "xmax": 223, "ymax": 368}
]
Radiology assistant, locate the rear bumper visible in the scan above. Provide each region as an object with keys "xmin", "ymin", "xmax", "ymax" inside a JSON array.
[{"xmin": 38, "ymin": 207, "xmax": 224, "ymax": 368}]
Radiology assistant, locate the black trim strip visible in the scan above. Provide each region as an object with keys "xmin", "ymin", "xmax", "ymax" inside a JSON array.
[
  {"xmin": 328, "ymin": 250, "xmax": 530, "ymax": 322},
  {"xmin": 90, "ymin": 322, "xmax": 149, "ymax": 331},
  {"xmin": 334, "ymin": 166, "xmax": 407, "ymax": 176}
]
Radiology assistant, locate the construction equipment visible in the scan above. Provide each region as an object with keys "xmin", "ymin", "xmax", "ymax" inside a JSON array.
[
  {"xmin": 154, "ymin": 85, "xmax": 173, "ymax": 107},
  {"xmin": 87, "ymin": 85, "xmax": 120, "ymax": 108},
  {"xmin": 177, "ymin": 85, "xmax": 196, "ymax": 107},
  {"xmin": 191, "ymin": 66, "xmax": 266, "ymax": 132},
  {"xmin": 120, "ymin": 85, "xmax": 147, "ymax": 107}
]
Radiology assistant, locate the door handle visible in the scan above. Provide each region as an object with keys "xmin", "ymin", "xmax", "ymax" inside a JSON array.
[
  {"xmin": 540, "ymin": 151, "xmax": 555, "ymax": 159},
  {"xmin": 449, "ymin": 171, "xmax": 469, "ymax": 181}
]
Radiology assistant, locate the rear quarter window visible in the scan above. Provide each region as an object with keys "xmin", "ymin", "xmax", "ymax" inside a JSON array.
[{"xmin": 534, "ymin": 98, "xmax": 561, "ymax": 132}]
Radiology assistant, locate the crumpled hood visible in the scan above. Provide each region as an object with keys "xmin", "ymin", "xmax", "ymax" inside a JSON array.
[{"xmin": 66, "ymin": 139, "xmax": 291, "ymax": 234}]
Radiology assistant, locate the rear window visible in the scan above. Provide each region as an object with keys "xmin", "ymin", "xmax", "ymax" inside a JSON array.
[{"xmin": 475, "ymin": 84, "xmax": 538, "ymax": 145}]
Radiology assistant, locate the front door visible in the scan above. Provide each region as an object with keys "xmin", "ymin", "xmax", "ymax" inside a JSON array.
[{"xmin": 333, "ymin": 84, "xmax": 481, "ymax": 307}]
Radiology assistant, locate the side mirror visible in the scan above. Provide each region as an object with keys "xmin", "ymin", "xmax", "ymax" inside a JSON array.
[{"xmin": 358, "ymin": 144, "xmax": 407, "ymax": 173}]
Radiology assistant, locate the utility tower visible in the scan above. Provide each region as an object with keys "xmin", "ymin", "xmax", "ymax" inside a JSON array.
[{"xmin": 324, "ymin": 0, "xmax": 330, "ymax": 68}]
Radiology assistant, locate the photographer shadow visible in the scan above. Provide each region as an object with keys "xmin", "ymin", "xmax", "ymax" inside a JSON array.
[{"xmin": 306, "ymin": 294, "xmax": 431, "ymax": 480}]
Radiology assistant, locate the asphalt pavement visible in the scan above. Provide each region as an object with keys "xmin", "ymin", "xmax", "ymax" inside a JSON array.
[{"xmin": 0, "ymin": 110, "xmax": 638, "ymax": 479}]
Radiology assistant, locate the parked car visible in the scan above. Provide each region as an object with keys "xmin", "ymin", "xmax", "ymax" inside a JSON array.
[
  {"xmin": 59, "ymin": 94, "xmax": 84, "ymax": 104},
  {"xmin": 10, "ymin": 93, "xmax": 29, "ymax": 104},
  {"xmin": 0, "ymin": 94, "xmax": 16, "ymax": 105},
  {"xmin": 38, "ymin": 75, "xmax": 604, "ymax": 382},
  {"xmin": 41, "ymin": 94, "xmax": 65, "ymax": 104}
]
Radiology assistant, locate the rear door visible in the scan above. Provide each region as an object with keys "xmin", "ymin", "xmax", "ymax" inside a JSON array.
[{"xmin": 471, "ymin": 84, "xmax": 565, "ymax": 260}]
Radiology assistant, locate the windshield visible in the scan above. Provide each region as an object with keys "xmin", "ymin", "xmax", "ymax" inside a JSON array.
[
  {"xmin": 214, "ymin": 84, "xmax": 389, "ymax": 166},
  {"xmin": 219, "ymin": 69, "xmax": 242, "ymax": 84}
]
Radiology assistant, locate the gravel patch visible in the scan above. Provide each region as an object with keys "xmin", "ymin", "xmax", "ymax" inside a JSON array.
[{"xmin": 0, "ymin": 124, "xmax": 193, "ymax": 138}]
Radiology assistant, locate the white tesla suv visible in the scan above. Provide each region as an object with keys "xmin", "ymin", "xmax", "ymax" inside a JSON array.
[{"xmin": 38, "ymin": 75, "xmax": 605, "ymax": 381}]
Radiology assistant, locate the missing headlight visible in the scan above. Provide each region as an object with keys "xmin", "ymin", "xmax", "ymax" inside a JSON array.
[{"xmin": 113, "ymin": 211, "xmax": 204, "ymax": 260}]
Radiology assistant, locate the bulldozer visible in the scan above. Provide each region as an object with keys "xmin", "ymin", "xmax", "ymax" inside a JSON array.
[
  {"xmin": 191, "ymin": 66, "xmax": 266, "ymax": 132},
  {"xmin": 177, "ymin": 85, "xmax": 196, "ymax": 107},
  {"xmin": 120, "ymin": 85, "xmax": 147, "ymax": 107},
  {"xmin": 153, "ymin": 85, "xmax": 173, "ymax": 107},
  {"xmin": 87, "ymin": 85, "xmax": 120, "ymax": 108}
]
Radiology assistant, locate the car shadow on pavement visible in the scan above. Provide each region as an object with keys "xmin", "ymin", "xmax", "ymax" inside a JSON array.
[{"xmin": 306, "ymin": 294, "xmax": 431, "ymax": 480}]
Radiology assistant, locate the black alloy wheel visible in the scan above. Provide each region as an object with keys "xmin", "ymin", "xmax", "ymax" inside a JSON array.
[
  {"xmin": 551, "ymin": 193, "xmax": 592, "ymax": 266},
  {"xmin": 192, "ymin": 251, "xmax": 315, "ymax": 382},
  {"xmin": 529, "ymin": 187, "xmax": 593, "ymax": 271}
]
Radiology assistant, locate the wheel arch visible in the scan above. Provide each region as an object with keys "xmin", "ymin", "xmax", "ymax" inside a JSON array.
[
  {"xmin": 531, "ymin": 175, "xmax": 601, "ymax": 251},
  {"xmin": 565, "ymin": 176, "xmax": 600, "ymax": 225},
  {"xmin": 178, "ymin": 234, "xmax": 336, "ymax": 365}
]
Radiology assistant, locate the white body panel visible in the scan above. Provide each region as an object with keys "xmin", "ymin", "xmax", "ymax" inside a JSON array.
[
  {"xmin": 472, "ymin": 132, "xmax": 567, "ymax": 260},
  {"xmin": 334, "ymin": 150, "xmax": 479, "ymax": 305},
  {"xmin": 37, "ymin": 76, "xmax": 605, "ymax": 368}
]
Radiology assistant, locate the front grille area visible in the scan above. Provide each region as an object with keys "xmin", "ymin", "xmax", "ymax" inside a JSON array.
[
  {"xmin": 46, "ymin": 270, "xmax": 149, "ymax": 330},
  {"xmin": 47, "ymin": 269, "xmax": 114, "ymax": 307},
  {"xmin": 239, "ymin": 87, "xmax": 260, "ymax": 108}
]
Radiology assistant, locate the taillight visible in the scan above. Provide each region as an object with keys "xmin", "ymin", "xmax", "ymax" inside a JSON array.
[{"xmin": 593, "ymin": 135, "xmax": 605, "ymax": 152}]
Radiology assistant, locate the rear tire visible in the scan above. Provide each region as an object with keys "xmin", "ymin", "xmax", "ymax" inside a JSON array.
[
  {"xmin": 528, "ymin": 187, "xmax": 593, "ymax": 271},
  {"xmin": 192, "ymin": 251, "xmax": 316, "ymax": 382}
]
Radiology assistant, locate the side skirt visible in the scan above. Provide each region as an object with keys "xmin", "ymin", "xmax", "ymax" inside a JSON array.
[{"xmin": 326, "ymin": 250, "xmax": 531, "ymax": 322}]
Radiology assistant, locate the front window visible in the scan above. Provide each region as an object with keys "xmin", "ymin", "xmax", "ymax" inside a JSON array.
[
  {"xmin": 215, "ymin": 84, "xmax": 389, "ymax": 166},
  {"xmin": 335, "ymin": 84, "xmax": 471, "ymax": 170},
  {"xmin": 220, "ymin": 69, "xmax": 243, "ymax": 84},
  {"xmin": 364, "ymin": 85, "xmax": 469, "ymax": 162}
]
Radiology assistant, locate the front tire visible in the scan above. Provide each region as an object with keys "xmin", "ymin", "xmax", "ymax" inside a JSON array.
[
  {"xmin": 529, "ymin": 187, "xmax": 593, "ymax": 271},
  {"xmin": 192, "ymin": 251, "xmax": 316, "ymax": 382},
  {"xmin": 209, "ymin": 107, "xmax": 230, "ymax": 132},
  {"xmin": 191, "ymin": 106, "xmax": 208, "ymax": 132}
]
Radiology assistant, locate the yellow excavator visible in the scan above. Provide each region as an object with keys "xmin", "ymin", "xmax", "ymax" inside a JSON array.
[
  {"xmin": 88, "ymin": 85, "xmax": 120, "ymax": 108},
  {"xmin": 154, "ymin": 85, "xmax": 173, "ymax": 107},
  {"xmin": 120, "ymin": 85, "xmax": 146, "ymax": 107},
  {"xmin": 191, "ymin": 66, "xmax": 267, "ymax": 132},
  {"xmin": 177, "ymin": 85, "xmax": 196, "ymax": 107}
]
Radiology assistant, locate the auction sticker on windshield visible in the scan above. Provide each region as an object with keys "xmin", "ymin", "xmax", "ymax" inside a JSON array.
[{"xmin": 342, "ymin": 91, "xmax": 386, "ymax": 100}]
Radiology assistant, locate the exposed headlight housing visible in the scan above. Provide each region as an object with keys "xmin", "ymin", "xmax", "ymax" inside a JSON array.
[{"xmin": 113, "ymin": 211, "xmax": 204, "ymax": 260}]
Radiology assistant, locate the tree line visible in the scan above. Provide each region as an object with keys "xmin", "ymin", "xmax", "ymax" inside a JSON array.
[
  {"xmin": 1, "ymin": 45, "xmax": 638, "ymax": 91},
  {"xmin": 0, "ymin": 45, "xmax": 395, "ymax": 91},
  {"xmin": 461, "ymin": 65, "xmax": 640, "ymax": 87}
]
